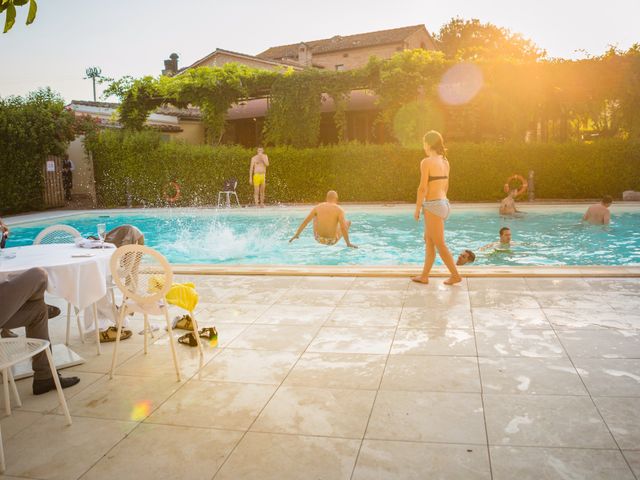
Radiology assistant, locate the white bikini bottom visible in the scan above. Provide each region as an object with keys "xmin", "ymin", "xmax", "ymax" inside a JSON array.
[{"xmin": 422, "ymin": 199, "xmax": 450, "ymax": 220}]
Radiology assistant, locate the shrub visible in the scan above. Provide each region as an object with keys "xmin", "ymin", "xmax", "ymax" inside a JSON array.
[
  {"xmin": 0, "ymin": 89, "xmax": 76, "ymax": 214},
  {"xmin": 87, "ymin": 130, "xmax": 640, "ymax": 206}
]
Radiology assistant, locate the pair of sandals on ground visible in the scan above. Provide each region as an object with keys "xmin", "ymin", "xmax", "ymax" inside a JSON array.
[{"xmin": 98, "ymin": 313, "xmax": 217, "ymax": 347}]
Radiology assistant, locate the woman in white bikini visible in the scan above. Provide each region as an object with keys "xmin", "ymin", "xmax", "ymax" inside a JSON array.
[{"xmin": 412, "ymin": 130, "xmax": 462, "ymax": 286}]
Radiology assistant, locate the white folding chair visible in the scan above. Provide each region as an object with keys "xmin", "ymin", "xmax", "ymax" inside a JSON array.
[
  {"xmin": 217, "ymin": 178, "xmax": 240, "ymax": 208},
  {"xmin": 0, "ymin": 338, "xmax": 72, "ymax": 473},
  {"xmin": 108, "ymin": 245, "xmax": 203, "ymax": 381}
]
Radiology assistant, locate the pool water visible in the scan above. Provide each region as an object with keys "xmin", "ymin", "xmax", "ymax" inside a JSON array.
[{"xmin": 5, "ymin": 206, "xmax": 640, "ymax": 266}]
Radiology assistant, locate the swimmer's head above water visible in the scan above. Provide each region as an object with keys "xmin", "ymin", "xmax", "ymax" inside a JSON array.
[
  {"xmin": 456, "ymin": 249, "xmax": 476, "ymax": 266},
  {"xmin": 499, "ymin": 227, "xmax": 512, "ymax": 244}
]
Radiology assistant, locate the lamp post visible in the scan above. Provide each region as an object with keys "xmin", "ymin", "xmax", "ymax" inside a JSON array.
[{"xmin": 84, "ymin": 67, "xmax": 102, "ymax": 101}]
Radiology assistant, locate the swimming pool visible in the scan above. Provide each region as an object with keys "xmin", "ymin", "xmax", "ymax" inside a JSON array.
[{"xmin": 5, "ymin": 205, "xmax": 640, "ymax": 266}]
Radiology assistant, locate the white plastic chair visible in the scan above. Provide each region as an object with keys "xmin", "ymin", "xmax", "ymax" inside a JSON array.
[
  {"xmin": 34, "ymin": 225, "xmax": 116, "ymax": 354},
  {"xmin": 0, "ymin": 338, "xmax": 72, "ymax": 473},
  {"xmin": 109, "ymin": 245, "xmax": 203, "ymax": 381},
  {"xmin": 217, "ymin": 178, "xmax": 240, "ymax": 208}
]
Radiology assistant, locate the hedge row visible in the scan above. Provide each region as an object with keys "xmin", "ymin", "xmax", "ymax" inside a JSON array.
[{"xmin": 87, "ymin": 130, "xmax": 640, "ymax": 206}]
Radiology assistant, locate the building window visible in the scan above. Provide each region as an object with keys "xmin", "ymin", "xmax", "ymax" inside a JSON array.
[
  {"xmin": 343, "ymin": 53, "xmax": 349, "ymax": 58},
  {"xmin": 335, "ymin": 64, "xmax": 344, "ymax": 71}
]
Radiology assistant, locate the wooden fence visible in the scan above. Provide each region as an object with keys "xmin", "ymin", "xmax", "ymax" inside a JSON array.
[{"xmin": 43, "ymin": 155, "xmax": 65, "ymax": 208}]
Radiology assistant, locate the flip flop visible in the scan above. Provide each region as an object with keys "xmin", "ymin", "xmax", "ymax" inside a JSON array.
[
  {"xmin": 172, "ymin": 314, "xmax": 195, "ymax": 331},
  {"xmin": 178, "ymin": 332, "xmax": 199, "ymax": 347},
  {"xmin": 198, "ymin": 327, "xmax": 218, "ymax": 341},
  {"xmin": 99, "ymin": 326, "xmax": 133, "ymax": 343}
]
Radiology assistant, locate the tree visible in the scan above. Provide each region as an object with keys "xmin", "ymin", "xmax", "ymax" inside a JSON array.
[
  {"xmin": 435, "ymin": 17, "xmax": 545, "ymax": 61},
  {"xmin": 1, "ymin": 0, "xmax": 37, "ymax": 33}
]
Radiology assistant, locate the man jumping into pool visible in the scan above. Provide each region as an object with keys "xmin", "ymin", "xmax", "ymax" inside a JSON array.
[
  {"xmin": 289, "ymin": 191, "xmax": 357, "ymax": 248},
  {"xmin": 249, "ymin": 147, "xmax": 269, "ymax": 207}
]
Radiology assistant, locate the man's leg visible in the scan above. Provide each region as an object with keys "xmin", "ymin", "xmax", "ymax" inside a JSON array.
[
  {"xmin": 335, "ymin": 220, "xmax": 351, "ymax": 241},
  {"xmin": 253, "ymin": 184, "xmax": 260, "ymax": 206},
  {"xmin": 259, "ymin": 182, "xmax": 266, "ymax": 206},
  {"xmin": 0, "ymin": 268, "xmax": 51, "ymax": 380}
]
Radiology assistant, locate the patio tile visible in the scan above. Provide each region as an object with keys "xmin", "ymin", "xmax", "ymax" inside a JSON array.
[
  {"xmin": 469, "ymin": 290, "xmax": 540, "ymax": 309},
  {"xmin": 479, "ymin": 357, "xmax": 587, "ymax": 395},
  {"xmin": 210, "ymin": 324, "xmax": 249, "ymax": 347},
  {"xmin": 1, "ymin": 371, "xmax": 104, "ymax": 414},
  {"xmin": 82, "ymin": 423, "xmax": 242, "ymax": 480},
  {"xmin": 254, "ymin": 304, "xmax": 333, "ymax": 326},
  {"xmin": 593, "ymin": 396, "xmax": 640, "ymax": 449},
  {"xmin": 543, "ymin": 308, "xmax": 640, "ymax": 330},
  {"xmin": 366, "ymin": 391, "xmax": 486, "ymax": 444},
  {"xmin": 204, "ymin": 287, "xmax": 287, "ymax": 305},
  {"xmin": 483, "ymin": 394, "xmax": 615, "ymax": 448},
  {"xmin": 624, "ymin": 450, "xmax": 640, "ymax": 478},
  {"xmin": 475, "ymin": 329, "xmax": 565, "ymax": 358},
  {"xmin": 226, "ymin": 324, "xmax": 318, "ymax": 352},
  {"xmin": 406, "ymin": 278, "xmax": 469, "ymax": 291},
  {"xmin": 468, "ymin": 277, "xmax": 529, "ymax": 290},
  {"xmin": 200, "ymin": 349, "xmax": 299, "ymax": 384},
  {"xmin": 573, "ymin": 358, "xmax": 640, "ymax": 396},
  {"xmin": 534, "ymin": 292, "xmax": 616, "ymax": 310},
  {"xmin": 352, "ymin": 440, "xmax": 491, "ymax": 480},
  {"xmin": 524, "ymin": 277, "xmax": 593, "ymax": 291},
  {"xmin": 296, "ymin": 276, "xmax": 355, "ymax": 290},
  {"xmin": 584, "ymin": 278, "xmax": 640, "ymax": 293},
  {"xmin": 339, "ymin": 290, "xmax": 404, "ymax": 307},
  {"xmin": 214, "ymin": 432, "xmax": 360, "ymax": 480},
  {"xmin": 601, "ymin": 292, "xmax": 640, "ymax": 312},
  {"xmin": 391, "ymin": 328, "xmax": 476, "ymax": 356},
  {"xmin": 195, "ymin": 302, "xmax": 268, "ymax": 324},
  {"xmin": 308, "ymin": 327, "xmax": 395, "ymax": 355},
  {"xmin": 146, "ymin": 380, "xmax": 276, "ymax": 430},
  {"xmin": 556, "ymin": 329, "xmax": 640, "ymax": 359},
  {"xmin": 276, "ymin": 289, "xmax": 346, "ymax": 306},
  {"xmin": 63, "ymin": 374, "xmax": 182, "ymax": 421},
  {"xmin": 472, "ymin": 308, "xmax": 550, "ymax": 329},
  {"xmin": 350, "ymin": 277, "xmax": 409, "ymax": 290},
  {"xmin": 0, "ymin": 410, "xmax": 43, "ymax": 439},
  {"xmin": 404, "ymin": 289, "xmax": 471, "ymax": 309},
  {"xmin": 490, "ymin": 446, "xmax": 635, "ymax": 480},
  {"xmin": 381, "ymin": 355, "xmax": 480, "ymax": 392},
  {"xmin": 66, "ymin": 342, "xmax": 143, "ymax": 374},
  {"xmin": 283, "ymin": 352, "xmax": 386, "ymax": 390},
  {"xmin": 115, "ymin": 342, "xmax": 220, "ymax": 378},
  {"xmin": 2, "ymin": 414, "xmax": 135, "ymax": 480},
  {"xmin": 251, "ymin": 386, "xmax": 375, "ymax": 438},
  {"xmin": 325, "ymin": 306, "xmax": 401, "ymax": 327},
  {"xmin": 399, "ymin": 306, "xmax": 473, "ymax": 329}
]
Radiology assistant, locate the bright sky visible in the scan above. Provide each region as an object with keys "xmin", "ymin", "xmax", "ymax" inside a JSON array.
[{"xmin": 1, "ymin": 0, "xmax": 638, "ymax": 103}]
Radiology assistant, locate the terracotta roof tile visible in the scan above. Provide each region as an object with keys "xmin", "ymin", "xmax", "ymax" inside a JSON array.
[{"xmin": 257, "ymin": 25, "xmax": 426, "ymax": 60}]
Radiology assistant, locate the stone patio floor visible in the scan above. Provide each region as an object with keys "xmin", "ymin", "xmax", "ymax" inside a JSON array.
[{"xmin": 1, "ymin": 275, "xmax": 639, "ymax": 480}]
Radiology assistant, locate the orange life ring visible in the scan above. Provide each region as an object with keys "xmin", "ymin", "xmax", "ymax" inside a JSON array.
[
  {"xmin": 503, "ymin": 174, "xmax": 528, "ymax": 197},
  {"xmin": 164, "ymin": 181, "xmax": 181, "ymax": 203}
]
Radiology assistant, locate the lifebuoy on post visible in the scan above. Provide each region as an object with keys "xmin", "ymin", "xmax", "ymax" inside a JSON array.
[
  {"xmin": 164, "ymin": 181, "xmax": 181, "ymax": 203},
  {"xmin": 503, "ymin": 174, "xmax": 528, "ymax": 198}
]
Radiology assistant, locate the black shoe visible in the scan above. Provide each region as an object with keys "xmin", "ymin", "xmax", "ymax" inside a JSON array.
[
  {"xmin": 47, "ymin": 305, "xmax": 61, "ymax": 319},
  {"xmin": 33, "ymin": 374, "xmax": 80, "ymax": 395}
]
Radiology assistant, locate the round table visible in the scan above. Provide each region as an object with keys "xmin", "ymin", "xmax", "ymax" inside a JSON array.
[{"xmin": 0, "ymin": 243, "xmax": 114, "ymax": 310}]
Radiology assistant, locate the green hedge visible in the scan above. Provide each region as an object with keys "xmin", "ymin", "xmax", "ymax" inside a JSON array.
[
  {"xmin": 0, "ymin": 89, "xmax": 75, "ymax": 214},
  {"xmin": 87, "ymin": 130, "xmax": 640, "ymax": 206}
]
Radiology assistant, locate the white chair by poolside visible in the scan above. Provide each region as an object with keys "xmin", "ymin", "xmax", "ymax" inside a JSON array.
[
  {"xmin": 33, "ymin": 225, "xmax": 85, "ymax": 346},
  {"xmin": 0, "ymin": 337, "xmax": 72, "ymax": 473},
  {"xmin": 108, "ymin": 244, "xmax": 203, "ymax": 381},
  {"xmin": 34, "ymin": 224, "xmax": 117, "ymax": 355},
  {"xmin": 217, "ymin": 178, "xmax": 240, "ymax": 208}
]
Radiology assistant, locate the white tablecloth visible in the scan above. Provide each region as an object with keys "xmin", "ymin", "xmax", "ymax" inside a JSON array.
[{"xmin": 0, "ymin": 244, "xmax": 115, "ymax": 310}]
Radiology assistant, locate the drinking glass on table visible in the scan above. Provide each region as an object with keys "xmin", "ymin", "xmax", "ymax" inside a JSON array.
[{"xmin": 97, "ymin": 223, "xmax": 107, "ymax": 248}]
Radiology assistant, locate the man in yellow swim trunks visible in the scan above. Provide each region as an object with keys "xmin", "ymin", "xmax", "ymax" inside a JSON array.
[
  {"xmin": 249, "ymin": 147, "xmax": 269, "ymax": 207},
  {"xmin": 289, "ymin": 191, "xmax": 357, "ymax": 248}
]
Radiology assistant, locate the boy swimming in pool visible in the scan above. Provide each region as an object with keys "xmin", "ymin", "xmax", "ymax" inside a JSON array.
[
  {"xmin": 249, "ymin": 147, "xmax": 269, "ymax": 207},
  {"xmin": 289, "ymin": 191, "xmax": 357, "ymax": 248}
]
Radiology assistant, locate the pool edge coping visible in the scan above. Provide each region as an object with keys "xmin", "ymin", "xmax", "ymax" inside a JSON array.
[{"xmin": 171, "ymin": 264, "xmax": 640, "ymax": 278}]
